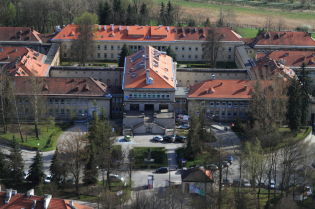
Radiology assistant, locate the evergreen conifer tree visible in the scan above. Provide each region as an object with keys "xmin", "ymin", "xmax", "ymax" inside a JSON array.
[
  {"xmin": 287, "ymin": 78, "xmax": 302, "ymax": 131},
  {"xmin": 118, "ymin": 44, "xmax": 130, "ymax": 67},
  {"xmin": 50, "ymin": 149, "xmax": 65, "ymax": 184},
  {"xmin": 139, "ymin": 3, "xmax": 148, "ymax": 25},
  {"xmin": 298, "ymin": 63, "xmax": 311, "ymax": 125},
  {"xmin": 0, "ymin": 149, "xmax": 8, "ymax": 185},
  {"xmin": 27, "ymin": 150, "xmax": 45, "ymax": 186},
  {"xmin": 159, "ymin": 2, "xmax": 165, "ymax": 25},
  {"xmin": 9, "ymin": 138, "xmax": 24, "ymax": 187},
  {"xmin": 98, "ymin": 1, "xmax": 111, "ymax": 25},
  {"xmin": 166, "ymin": 46, "xmax": 176, "ymax": 61}
]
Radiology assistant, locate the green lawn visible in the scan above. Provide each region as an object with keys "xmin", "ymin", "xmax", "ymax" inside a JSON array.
[
  {"xmin": 154, "ymin": 0, "xmax": 315, "ymax": 20},
  {"xmin": 235, "ymin": 27, "xmax": 259, "ymax": 38},
  {"xmin": 133, "ymin": 147, "xmax": 168, "ymax": 169},
  {"xmin": 0, "ymin": 123, "xmax": 70, "ymax": 151}
]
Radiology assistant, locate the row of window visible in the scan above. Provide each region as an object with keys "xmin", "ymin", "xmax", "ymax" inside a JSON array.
[
  {"xmin": 97, "ymin": 45, "xmax": 121, "ymax": 51},
  {"xmin": 209, "ymin": 101, "xmax": 248, "ymax": 107},
  {"xmin": 48, "ymin": 109, "xmax": 88, "ymax": 115},
  {"xmin": 48, "ymin": 98, "xmax": 88, "ymax": 105},
  {"xmin": 128, "ymin": 93, "xmax": 170, "ymax": 99},
  {"xmin": 208, "ymin": 111, "xmax": 248, "ymax": 117},
  {"xmin": 97, "ymin": 53, "xmax": 117, "ymax": 59}
]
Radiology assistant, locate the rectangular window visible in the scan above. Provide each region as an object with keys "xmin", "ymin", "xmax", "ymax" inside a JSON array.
[
  {"xmin": 182, "ymin": 47, "xmax": 185, "ymax": 51},
  {"xmin": 104, "ymin": 53, "xmax": 107, "ymax": 58},
  {"xmin": 175, "ymin": 47, "xmax": 178, "ymax": 51},
  {"xmin": 97, "ymin": 45, "xmax": 100, "ymax": 50},
  {"xmin": 189, "ymin": 47, "xmax": 192, "ymax": 51},
  {"xmin": 104, "ymin": 45, "xmax": 107, "ymax": 50},
  {"xmin": 195, "ymin": 47, "xmax": 198, "ymax": 51},
  {"xmin": 111, "ymin": 45, "xmax": 114, "ymax": 50}
]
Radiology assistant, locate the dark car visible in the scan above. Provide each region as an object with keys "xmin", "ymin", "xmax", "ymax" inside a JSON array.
[
  {"xmin": 154, "ymin": 167, "xmax": 168, "ymax": 174},
  {"xmin": 222, "ymin": 179, "xmax": 231, "ymax": 186},
  {"xmin": 175, "ymin": 135, "xmax": 186, "ymax": 143},
  {"xmin": 163, "ymin": 135, "xmax": 175, "ymax": 143},
  {"xmin": 225, "ymin": 155, "xmax": 235, "ymax": 164}
]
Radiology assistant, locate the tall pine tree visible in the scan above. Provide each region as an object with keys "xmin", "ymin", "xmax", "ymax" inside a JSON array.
[
  {"xmin": 9, "ymin": 138, "xmax": 24, "ymax": 187},
  {"xmin": 50, "ymin": 149, "xmax": 65, "ymax": 184},
  {"xmin": 139, "ymin": 3, "xmax": 148, "ymax": 25},
  {"xmin": 118, "ymin": 44, "xmax": 130, "ymax": 67},
  {"xmin": 27, "ymin": 150, "xmax": 45, "ymax": 187},
  {"xmin": 298, "ymin": 63, "xmax": 311, "ymax": 125},
  {"xmin": 287, "ymin": 78, "xmax": 302, "ymax": 131},
  {"xmin": 159, "ymin": 2, "xmax": 166, "ymax": 25},
  {"xmin": 98, "ymin": 1, "xmax": 112, "ymax": 25},
  {"xmin": 0, "ymin": 149, "xmax": 8, "ymax": 185}
]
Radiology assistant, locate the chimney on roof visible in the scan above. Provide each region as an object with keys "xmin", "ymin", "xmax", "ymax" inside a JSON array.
[
  {"xmin": 104, "ymin": 25, "xmax": 107, "ymax": 30},
  {"xmin": 26, "ymin": 189, "xmax": 34, "ymax": 197},
  {"xmin": 243, "ymin": 85, "xmax": 248, "ymax": 91},
  {"xmin": 111, "ymin": 24, "xmax": 114, "ymax": 31},
  {"xmin": 211, "ymin": 74, "xmax": 216, "ymax": 80},
  {"xmin": 31, "ymin": 200, "xmax": 37, "ymax": 209},
  {"xmin": 4, "ymin": 189, "xmax": 12, "ymax": 204},
  {"xmin": 207, "ymin": 87, "xmax": 215, "ymax": 94},
  {"xmin": 145, "ymin": 69, "xmax": 153, "ymax": 85},
  {"xmin": 43, "ymin": 194, "xmax": 52, "ymax": 209}
]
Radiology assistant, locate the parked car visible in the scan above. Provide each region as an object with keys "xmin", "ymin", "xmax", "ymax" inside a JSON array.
[
  {"xmin": 175, "ymin": 135, "xmax": 187, "ymax": 143},
  {"xmin": 177, "ymin": 124, "xmax": 190, "ymax": 129},
  {"xmin": 242, "ymin": 179, "xmax": 251, "ymax": 187},
  {"xmin": 44, "ymin": 175, "xmax": 52, "ymax": 184},
  {"xmin": 154, "ymin": 167, "xmax": 168, "ymax": 174},
  {"xmin": 206, "ymin": 164, "xmax": 219, "ymax": 171},
  {"xmin": 225, "ymin": 155, "xmax": 234, "ymax": 164},
  {"xmin": 163, "ymin": 135, "xmax": 175, "ymax": 143},
  {"xmin": 222, "ymin": 179, "xmax": 231, "ymax": 186},
  {"xmin": 152, "ymin": 136, "xmax": 163, "ymax": 143},
  {"xmin": 305, "ymin": 185, "xmax": 313, "ymax": 196},
  {"xmin": 268, "ymin": 179, "xmax": 276, "ymax": 189},
  {"xmin": 109, "ymin": 174, "xmax": 127, "ymax": 186}
]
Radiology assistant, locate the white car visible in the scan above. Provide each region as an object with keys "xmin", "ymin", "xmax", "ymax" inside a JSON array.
[
  {"xmin": 242, "ymin": 179, "xmax": 251, "ymax": 187},
  {"xmin": 152, "ymin": 136, "xmax": 163, "ymax": 142},
  {"xmin": 109, "ymin": 174, "xmax": 127, "ymax": 186},
  {"xmin": 44, "ymin": 175, "xmax": 52, "ymax": 184}
]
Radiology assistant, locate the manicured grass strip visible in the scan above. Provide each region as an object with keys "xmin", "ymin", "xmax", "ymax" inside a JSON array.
[
  {"xmin": 133, "ymin": 147, "xmax": 168, "ymax": 169},
  {"xmin": 0, "ymin": 123, "xmax": 71, "ymax": 151}
]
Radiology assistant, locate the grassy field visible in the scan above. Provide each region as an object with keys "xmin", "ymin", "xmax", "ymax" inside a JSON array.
[
  {"xmin": 235, "ymin": 27, "xmax": 259, "ymax": 38},
  {"xmin": 154, "ymin": 0, "xmax": 315, "ymax": 29},
  {"xmin": 0, "ymin": 123, "xmax": 69, "ymax": 151}
]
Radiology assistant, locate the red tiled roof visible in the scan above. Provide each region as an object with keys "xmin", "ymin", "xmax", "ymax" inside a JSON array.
[
  {"xmin": 4, "ymin": 48, "xmax": 50, "ymax": 77},
  {"xmin": 258, "ymin": 50, "xmax": 315, "ymax": 67},
  {"xmin": 12, "ymin": 77, "xmax": 109, "ymax": 97},
  {"xmin": 0, "ymin": 192, "xmax": 92, "ymax": 209},
  {"xmin": 251, "ymin": 31, "xmax": 315, "ymax": 46},
  {"xmin": 0, "ymin": 27, "xmax": 42, "ymax": 43},
  {"xmin": 188, "ymin": 80, "xmax": 256, "ymax": 99},
  {"xmin": 52, "ymin": 24, "xmax": 242, "ymax": 42},
  {"xmin": 0, "ymin": 47, "xmax": 28, "ymax": 63},
  {"xmin": 123, "ymin": 46, "xmax": 176, "ymax": 89}
]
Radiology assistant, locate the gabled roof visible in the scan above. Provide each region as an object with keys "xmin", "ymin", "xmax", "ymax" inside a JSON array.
[
  {"xmin": 0, "ymin": 192, "xmax": 92, "ymax": 209},
  {"xmin": 12, "ymin": 77, "xmax": 109, "ymax": 97},
  {"xmin": 0, "ymin": 47, "xmax": 28, "ymax": 63},
  {"xmin": 52, "ymin": 24, "xmax": 242, "ymax": 42},
  {"xmin": 123, "ymin": 46, "xmax": 176, "ymax": 89},
  {"xmin": 0, "ymin": 27, "xmax": 42, "ymax": 43},
  {"xmin": 188, "ymin": 80, "xmax": 256, "ymax": 99},
  {"xmin": 249, "ymin": 31, "xmax": 315, "ymax": 47},
  {"xmin": 181, "ymin": 167, "xmax": 213, "ymax": 182},
  {"xmin": 257, "ymin": 50, "xmax": 315, "ymax": 67},
  {"xmin": 3, "ymin": 48, "xmax": 50, "ymax": 77}
]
